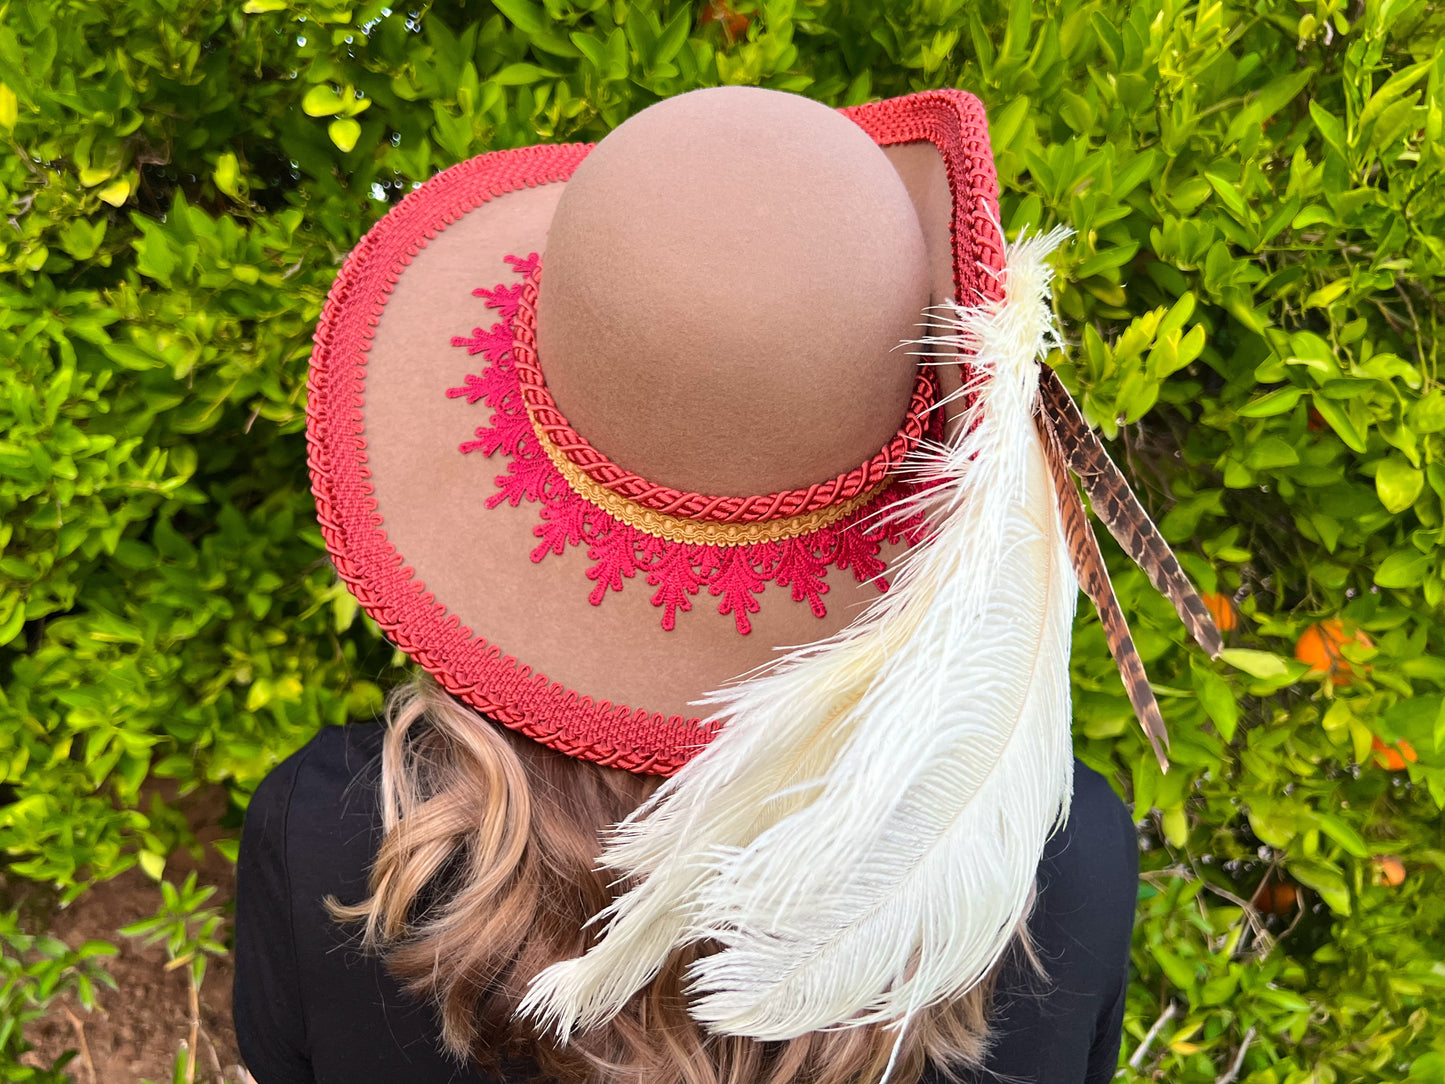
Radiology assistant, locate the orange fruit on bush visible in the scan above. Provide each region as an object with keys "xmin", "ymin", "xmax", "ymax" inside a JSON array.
[
  {"xmin": 1371, "ymin": 734, "xmax": 1417, "ymax": 771},
  {"xmin": 1201, "ymin": 592, "xmax": 1238, "ymax": 632},
  {"xmin": 1250, "ymin": 877, "xmax": 1299, "ymax": 915},
  {"xmin": 1372, "ymin": 856, "xmax": 1406, "ymax": 886},
  {"xmin": 1294, "ymin": 618, "xmax": 1373, "ymax": 684},
  {"xmin": 699, "ymin": 0, "xmax": 750, "ymax": 39}
]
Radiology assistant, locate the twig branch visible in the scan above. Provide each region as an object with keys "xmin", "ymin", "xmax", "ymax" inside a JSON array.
[
  {"xmin": 1128, "ymin": 1000, "xmax": 1178, "ymax": 1068},
  {"xmin": 1188, "ymin": 857, "xmax": 1275, "ymax": 960},
  {"xmin": 187, "ymin": 978, "xmax": 201, "ymax": 1084},
  {"xmin": 1215, "ymin": 1026, "xmax": 1256, "ymax": 1084},
  {"xmin": 200, "ymin": 1022, "xmax": 225, "ymax": 1083},
  {"xmin": 61, "ymin": 1006, "xmax": 96, "ymax": 1084}
]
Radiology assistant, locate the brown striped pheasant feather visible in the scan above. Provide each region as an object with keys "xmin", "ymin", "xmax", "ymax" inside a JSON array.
[
  {"xmin": 1037, "ymin": 407, "xmax": 1171, "ymax": 770},
  {"xmin": 1038, "ymin": 366, "xmax": 1223, "ymax": 659}
]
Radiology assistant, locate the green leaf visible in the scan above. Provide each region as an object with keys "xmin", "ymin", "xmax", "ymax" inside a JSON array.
[
  {"xmin": 0, "ymin": 600, "xmax": 25, "ymax": 646},
  {"xmin": 1238, "ymin": 385, "xmax": 1304, "ymax": 417},
  {"xmin": 0, "ymin": 81, "xmax": 16, "ymax": 130},
  {"xmin": 1359, "ymin": 58, "xmax": 1432, "ymax": 130},
  {"xmin": 990, "ymin": 95, "xmax": 1031, "ymax": 151},
  {"xmin": 1205, "ymin": 172, "xmax": 1248, "ymax": 220},
  {"xmin": 1312, "ymin": 395, "xmax": 1367, "ymax": 453},
  {"xmin": 1113, "ymin": 149, "xmax": 1159, "ymax": 202},
  {"xmin": 1375, "ymin": 549, "xmax": 1430, "ymax": 588},
  {"xmin": 1258, "ymin": 987, "xmax": 1312, "ymax": 1013},
  {"xmin": 1219, "ymin": 649, "xmax": 1289, "ymax": 679},
  {"xmin": 1409, "ymin": 390, "xmax": 1445, "ymax": 433},
  {"xmin": 491, "ymin": 0, "xmax": 546, "ymax": 35},
  {"xmin": 1160, "ymin": 805, "xmax": 1188, "ymax": 847},
  {"xmin": 212, "ymin": 838, "xmax": 240, "ymax": 863},
  {"xmin": 1410, "ymin": 1054, "xmax": 1445, "ymax": 1084},
  {"xmin": 1152, "ymin": 945, "xmax": 1198, "ymax": 993},
  {"xmin": 1309, "ymin": 99, "xmax": 1348, "ymax": 160},
  {"xmin": 138, "ymin": 851, "xmax": 166, "ymax": 881},
  {"xmin": 1304, "ymin": 279, "xmax": 1350, "ymax": 309},
  {"xmin": 97, "ymin": 177, "xmax": 131, "ymax": 206},
  {"xmin": 1089, "ymin": 11, "xmax": 1123, "ymax": 67},
  {"xmin": 1251, "ymin": 67, "xmax": 1316, "ymax": 125},
  {"xmin": 241, "ymin": 0, "xmax": 288, "ymax": 10},
  {"xmin": 570, "ymin": 31, "xmax": 606, "ymax": 69},
  {"xmin": 59, "ymin": 218, "xmax": 106, "ymax": 259},
  {"xmin": 1249, "ymin": 807, "xmax": 1296, "ymax": 848},
  {"xmin": 1244, "ymin": 436, "xmax": 1300, "ymax": 470},
  {"xmin": 1076, "ymin": 241, "xmax": 1139, "ymax": 278},
  {"xmin": 1376, "ymin": 457, "xmax": 1424, "ymax": 513},
  {"xmin": 302, "ymin": 84, "xmax": 346, "ymax": 117},
  {"xmin": 328, "ymin": 117, "xmax": 360, "ymax": 153},
  {"xmin": 604, "ymin": 27, "xmax": 628, "ymax": 80},
  {"xmin": 1157, "ymin": 291, "xmax": 1196, "ymax": 339},
  {"xmin": 1288, "ymin": 857, "xmax": 1351, "ymax": 915},
  {"xmin": 493, "ymin": 62, "xmax": 559, "ymax": 86},
  {"xmin": 1001, "ymin": 0, "xmax": 1032, "ymax": 59},
  {"xmin": 1192, "ymin": 663, "xmax": 1238, "ymax": 742},
  {"xmin": 1384, "ymin": 696, "xmax": 1442, "ymax": 750},
  {"xmin": 1316, "ymin": 813, "xmax": 1369, "ymax": 858},
  {"xmin": 655, "ymin": 5, "xmax": 691, "ymax": 64},
  {"xmin": 213, "ymin": 151, "xmax": 240, "ymax": 197}
]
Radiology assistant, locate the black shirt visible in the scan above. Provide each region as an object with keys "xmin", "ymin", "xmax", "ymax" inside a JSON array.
[{"xmin": 234, "ymin": 722, "xmax": 1138, "ymax": 1083}]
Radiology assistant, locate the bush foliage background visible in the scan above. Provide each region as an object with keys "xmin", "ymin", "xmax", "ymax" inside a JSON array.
[{"xmin": 2, "ymin": 0, "xmax": 1443, "ymax": 1078}]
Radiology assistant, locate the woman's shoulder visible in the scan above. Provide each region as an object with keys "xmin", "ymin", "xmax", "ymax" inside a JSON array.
[
  {"xmin": 250, "ymin": 721, "xmax": 385, "ymax": 817},
  {"xmin": 1042, "ymin": 759, "xmax": 1140, "ymax": 919},
  {"xmin": 1056, "ymin": 760, "xmax": 1137, "ymax": 865},
  {"xmin": 1021, "ymin": 757, "xmax": 1139, "ymax": 977},
  {"xmin": 954, "ymin": 761, "xmax": 1137, "ymax": 1084},
  {"xmin": 245, "ymin": 720, "xmax": 388, "ymax": 897},
  {"xmin": 238, "ymin": 720, "xmax": 503, "ymax": 1082},
  {"xmin": 252, "ymin": 719, "xmax": 386, "ymax": 805}
]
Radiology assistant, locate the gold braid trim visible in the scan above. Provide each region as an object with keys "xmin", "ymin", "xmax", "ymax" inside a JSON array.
[{"xmin": 525, "ymin": 410, "xmax": 887, "ymax": 546}]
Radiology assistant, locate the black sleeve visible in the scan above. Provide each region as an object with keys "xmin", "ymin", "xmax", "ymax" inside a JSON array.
[
  {"xmin": 956, "ymin": 759, "xmax": 1139, "ymax": 1084},
  {"xmin": 1082, "ymin": 767, "xmax": 1138, "ymax": 1084},
  {"xmin": 1086, "ymin": 970, "xmax": 1130, "ymax": 1084},
  {"xmin": 233, "ymin": 744, "xmax": 315, "ymax": 1084},
  {"xmin": 241, "ymin": 722, "xmax": 495, "ymax": 1084}
]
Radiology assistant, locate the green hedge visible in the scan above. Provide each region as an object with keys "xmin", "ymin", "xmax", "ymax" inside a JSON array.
[{"xmin": 2, "ymin": 0, "xmax": 1443, "ymax": 1078}]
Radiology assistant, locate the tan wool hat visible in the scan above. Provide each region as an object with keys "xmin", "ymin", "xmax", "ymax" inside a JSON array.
[
  {"xmin": 307, "ymin": 84, "xmax": 1219, "ymax": 1045},
  {"xmin": 307, "ymin": 86, "xmax": 1004, "ymax": 775}
]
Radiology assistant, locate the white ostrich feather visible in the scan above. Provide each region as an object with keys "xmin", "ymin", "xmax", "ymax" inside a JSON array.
[{"xmin": 517, "ymin": 227, "xmax": 1079, "ymax": 1046}]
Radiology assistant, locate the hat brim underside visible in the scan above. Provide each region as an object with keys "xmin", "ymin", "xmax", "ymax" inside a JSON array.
[{"xmin": 307, "ymin": 90, "xmax": 1003, "ymax": 775}]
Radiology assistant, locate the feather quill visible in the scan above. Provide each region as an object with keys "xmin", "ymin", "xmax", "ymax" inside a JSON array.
[
  {"xmin": 1037, "ymin": 408, "xmax": 1171, "ymax": 769},
  {"xmin": 517, "ymin": 228, "xmax": 1078, "ymax": 1044},
  {"xmin": 1037, "ymin": 367, "xmax": 1222, "ymax": 658}
]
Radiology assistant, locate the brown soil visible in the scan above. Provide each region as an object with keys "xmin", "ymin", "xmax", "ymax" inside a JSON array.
[{"xmin": 16, "ymin": 784, "xmax": 246, "ymax": 1084}]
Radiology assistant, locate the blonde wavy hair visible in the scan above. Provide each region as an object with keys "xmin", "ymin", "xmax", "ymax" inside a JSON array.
[{"xmin": 331, "ymin": 675, "xmax": 1037, "ymax": 1084}]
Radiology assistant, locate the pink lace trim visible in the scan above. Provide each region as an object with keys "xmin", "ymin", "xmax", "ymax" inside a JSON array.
[{"xmin": 446, "ymin": 252, "xmax": 934, "ymax": 635}]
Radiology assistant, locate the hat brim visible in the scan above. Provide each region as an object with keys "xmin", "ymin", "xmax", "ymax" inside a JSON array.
[{"xmin": 307, "ymin": 90, "xmax": 1003, "ymax": 774}]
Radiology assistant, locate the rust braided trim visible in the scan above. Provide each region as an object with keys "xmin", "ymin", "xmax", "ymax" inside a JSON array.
[{"xmin": 510, "ymin": 268, "xmax": 934, "ymax": 524}]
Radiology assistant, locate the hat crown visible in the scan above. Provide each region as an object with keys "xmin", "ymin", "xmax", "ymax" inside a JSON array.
[{"xmin": 536, "ymin": 86, "xmax": 931, "ymax": 497}]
